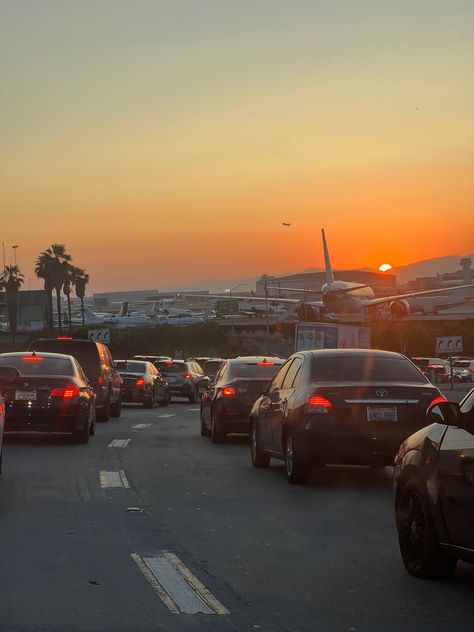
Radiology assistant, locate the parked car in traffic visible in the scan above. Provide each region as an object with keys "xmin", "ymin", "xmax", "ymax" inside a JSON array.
[
  {"xmin": 133, "ymin": 355, "xmax": 172, "ymax": 365},
  {"xmin": 200, "ymin": 356, "xmax": 284, "ymax": 442},
  {"xmin": 0, "ymin": 352, "xmax": 96, "ymax": 443},
  {"xmin": 29, "ymin": 337, "xmax": 122, "ymax": 422},
  {"xmin": 453, "ymin": 359, "xmax": 474, "ymax": 382},
  {"xmin": 115, "ymin": 360, "xmax": 170, "ymax": 408},
  {"xmin": 154, "ymin": 359, "xmax": 206, "ymax": 402},
  {"xmin": 394, "ymin": 388, "xmax": 474, "ymax": 578},
  {"xmin": 250, "ymin": 349, "xmax": 446, "ymax": 484},
  {"xmin": 411, "ymin": 357, "xmax": 449, "ymax": 383},
  {"xmin": 186, "ymin": 357, "xmax": 211, "ymax": 370},
  {"xmin": 0, "ymin": 367, "xmax": 19, "ymax": 472}
]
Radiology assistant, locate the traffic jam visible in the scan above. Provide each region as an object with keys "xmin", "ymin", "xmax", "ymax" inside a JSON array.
[{"xmin": 0, "ymin": 337, "xmax": 473, "ymax": 589}]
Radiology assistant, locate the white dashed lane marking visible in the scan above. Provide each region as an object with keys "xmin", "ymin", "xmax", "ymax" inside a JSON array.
[
  {"xmin": 186, "ymin": 408, "xmax": 200, "ymax": 412},
  {"xmin": 157, "ymin": 414, "xmax": 176, "ymax": 418},
  {"xmin": 99, "ymin": 470, "xmax": 130, "ymax": 488},
  {"xmin": 132, "ymin": 423, "xmax": 151, "ymax": 430},
  {"xmin": 131, "ymin": 551, "xmax": 229, "ymax": 615},
  {"xmin": 108, "ymin": 439, "xmax": 131, "ymax": 448}
]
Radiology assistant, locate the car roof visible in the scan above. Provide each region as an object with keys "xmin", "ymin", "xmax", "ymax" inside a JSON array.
[
  {"xmin": 228, "ymin": 356, "xmax": 284, "ymax": 364},
  {"xmin": 306, "ymin": 349, "xmax": 405, "ymax": 359},
  {"xmin": 0, "ymin": 351, "xmax": 76, "ymax": 360}
]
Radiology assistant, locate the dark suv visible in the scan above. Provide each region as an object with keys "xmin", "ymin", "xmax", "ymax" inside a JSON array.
[
  {"xmin": 154, "ymin": 359, "xmax": 206, "ymax": 402},
  {"xmin": 29, "ymin": 338, "xmax": 122, "ymax": 421}
]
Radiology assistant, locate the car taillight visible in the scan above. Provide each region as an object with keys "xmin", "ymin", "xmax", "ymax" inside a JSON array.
[
  {"xmin": 50, "ymin": 387, "xmax": 80, "ymax": 399},
  {"xmin": 22, "ymin": 356, "xmax": 43, "ymax": 361},
  {"xmin": 135, "ymin": 377, "xmax": 145, "ymax": 386},
  {"xmin": 184, "ymin": 372, "xmax": 191, "ymax": 379},
  {"xmin": 222, "ymin": 386, "xmax": 236, "ymax": 397},
  {"xmin": 430, "ymin": 395, "xmax": 447, "ymax": 407},
  {"xmin": 97, "ymin": 376, "xmax": 104, "ymax": 385},
  {"xmin": 306, "ymin": 394, "xmax": 333, "ymax": 414}
]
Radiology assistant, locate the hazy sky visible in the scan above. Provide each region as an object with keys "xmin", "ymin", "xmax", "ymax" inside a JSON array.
[{"xmin": 1, "ymin": 0, "xmax": 473, "ymax": 291}]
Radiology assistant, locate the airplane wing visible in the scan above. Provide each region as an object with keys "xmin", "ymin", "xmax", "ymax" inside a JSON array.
[
  {"xmin": 178, "ymin": 292, "xmax": 300, "ymax": 304},
  {"xmin": 364, "ymin": 283, "xmax": 474, "ymax": 307}
]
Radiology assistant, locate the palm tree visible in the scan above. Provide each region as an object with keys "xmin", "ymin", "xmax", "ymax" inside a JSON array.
[
  {"xmin": 63, "ymin": 264, "xmax": 76, "ymax": 329},
  {"xmin": 35, "ymin": 252, "xmax": 55, "ymax": 327},
  {"xmin": 72, "ymin": 268, "xmax": 90, "ymax": 326},
  {"xmin": 35, "ymin": 244, "xmax": 72, "ymax": 331},
  {"xmin": 0, "ymin": 265, "xmax": 24, "ymax": 341}
]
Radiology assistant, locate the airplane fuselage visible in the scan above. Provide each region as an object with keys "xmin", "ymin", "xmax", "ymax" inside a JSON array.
[{"xmin": 321, "ymin": 281, "xmax": 375, "ymax": 314}]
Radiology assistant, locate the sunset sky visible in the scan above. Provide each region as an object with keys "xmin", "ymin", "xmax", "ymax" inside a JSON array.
[{"xmin": 1, "ymin": 0, "xmax": 473, "ymax": 292}]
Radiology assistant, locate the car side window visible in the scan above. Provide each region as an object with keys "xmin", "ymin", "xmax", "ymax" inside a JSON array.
[
  {"xmin": 268, "ymin": 361, "xmax": 292, "ymax": 393},
  {"xmin": 282, "ymin": 357, "xmax": 303, "ymax": 389},
  {"xmin": 214, "ymin": 364, "xmax": 227, "ymax": 384},
  {"xmin": 460, "ymin": 391, "xmax": 474, "ymax": 418}
]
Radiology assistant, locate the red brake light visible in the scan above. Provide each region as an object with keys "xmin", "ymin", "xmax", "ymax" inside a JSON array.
[
  {"xmin": 184, "ymin": 372, "xmax": 191, "ymax": 379},
  {"xmin": 307, "ymin": 394, "xmax": 333, "ymax": 413},
  {"xmin": 135, "ymin": 377, "xmax": 145, "ymax": 386},
  {"xmin": 430, "ymin": 396, "xmax": 447, "ymax": 407},
  {"xmin": 22, "ymin": 356, "xmax": 43, "ymax": 361},
  {"xmin": 222, "ymin": 386, "xmax": 236, "ymax": 397},
  {"xmin": 257, "ymin": 359, "xmax": 274, "ymax": 366},
  {"xmin": 50, "ymin": 386, "xmax": 79, "ymax": 399},
  {"xmin": 97, "ymin": 376, "xmax": 104, "ymax": 385},
  {"xmin": 56, "ymin": 336, "xmax": 72, "ymax": 340}
]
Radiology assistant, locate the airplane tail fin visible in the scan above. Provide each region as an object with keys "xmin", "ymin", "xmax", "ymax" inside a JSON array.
[
  {"xmin": 117, "ymin": 302, "xmax": 129, "ymax": 317},
  {"xmin": 322, "ymin": 228, "xmax": 335, "ymax": 285}
]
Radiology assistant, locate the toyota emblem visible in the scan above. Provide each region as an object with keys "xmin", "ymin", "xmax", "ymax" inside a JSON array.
[{"xmin": 376, "ymin": 389, "xmax": 388, "ymax": 397}]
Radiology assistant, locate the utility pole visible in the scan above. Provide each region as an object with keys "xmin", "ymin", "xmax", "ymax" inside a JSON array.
[
  {"xmin": 12, "ymin": 245, "xmax": 18, "ymax": 267},
  {"xmin": 1, "ymin": 241, "xmax": 6, "ymax": 271}
]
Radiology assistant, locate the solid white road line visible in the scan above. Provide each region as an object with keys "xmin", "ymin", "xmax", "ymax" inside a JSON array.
[
  {"xmin": 133, "ymin": 551, "xmax": 229, "ymax": 615},
  {"xmin": 186, "ymin": 408, "xmax": 200, "ymax": 412},
  {"xmin": 132, "ymin": 423, "xmax": 151, "ymax": 430},
  {"xmin": 157, "ymin": 414, "xmax": 176, "ymax": 418},
  {"xmin": 108, "ymin": 439, "xmax": 131, "ymax": 448},
  {"xmin": 99, "ymin": 470, "xmax": 130, "ymax": 488}
]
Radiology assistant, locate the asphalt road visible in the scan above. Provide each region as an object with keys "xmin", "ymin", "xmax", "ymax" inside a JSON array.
[{"xmin": 1, "ymin": 397, "xmax": 473, "ymax": 632}]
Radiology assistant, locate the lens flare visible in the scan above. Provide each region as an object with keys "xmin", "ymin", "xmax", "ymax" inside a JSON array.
[{"xmin": 379, "ymin": 263, "xmax": 392, "ymax": 272}]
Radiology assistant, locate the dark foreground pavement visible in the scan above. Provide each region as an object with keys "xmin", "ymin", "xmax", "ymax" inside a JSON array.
[{"xmin": 0, "ymin": 400, "xmax": 473, "ymax": 632}]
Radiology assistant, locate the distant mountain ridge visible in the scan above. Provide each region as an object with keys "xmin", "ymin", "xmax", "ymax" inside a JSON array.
[{"xmin": 157, "ymin": 254, "xmax": 473, "ymax": 293}]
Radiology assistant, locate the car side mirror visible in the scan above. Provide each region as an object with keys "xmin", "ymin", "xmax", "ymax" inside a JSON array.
[
  {"xmin": 426, "ymin": 401, "xmax": 474, "ymax": 433},
  {"xmin": 0, "ymin": 366, "xmax": 20, "ymax": 383}
]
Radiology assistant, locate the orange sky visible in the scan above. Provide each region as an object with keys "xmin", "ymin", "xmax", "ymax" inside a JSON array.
[{"xmin": 1, "ymin": 1, "xmax": 473, "ymax": 292}]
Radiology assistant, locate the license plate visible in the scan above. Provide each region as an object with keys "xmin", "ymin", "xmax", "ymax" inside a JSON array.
[
  {"xmin": 166, "ymin": 376, "xmax": 176, "ymax": 383},
  {"xmin": 15, "ymin": 390, "xmax": 37, "ymax": 401},
  {"xmin": 367, "ymin": 406, "xmax": 397, "ymax": 422}
]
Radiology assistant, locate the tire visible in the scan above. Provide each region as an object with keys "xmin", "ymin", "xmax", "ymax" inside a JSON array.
[
  {"xmin": 158, "ymin": 397, "xmax": 168, "ymax": 407},
  {"xmin": 143, "ymin": 392, "xmax": 154, "ymax": 409},
  {"xmin": 97, "ymin": 394, "xmax": 110, "ymax": 422},
  {"xmin": 73, "ymin": 413, "xmax": 89, "ymax": 444},
  {"xmin": 89, "ymin": 405, "xmax": 96, "ymax": 436},
  {"xmin": 110, "ymin": 396, "xmax": 122, "ymax": 417},
  {"xmin": 211, "ymin": 413, "xmax": 225, "ymax": 444},
  {"xmin": 284, "ymin": 432, "xmax": 309, "ymax": 484},
  {"xmin": 188, "ymin": 387, "xmax": 197, "ymax": 404},
  {"xmin": 250, "ymin": 421, "xmax": 270, "ymax": 468},
  {"xmin": 200, "ymin": 410, "xmax": 211, "ymax": 436},
  {"xmin": 396, "ymin": 477, "xmax": 458, "ymax": 579}
]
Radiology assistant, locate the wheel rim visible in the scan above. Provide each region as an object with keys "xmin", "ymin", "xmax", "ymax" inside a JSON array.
[
  {"xmin": 399, "ymin": 490, "xmax": 428, "ymax": 569},
  {"xmin": 286, "ymin": 435, "xmax": 294, "ymax": 476}
]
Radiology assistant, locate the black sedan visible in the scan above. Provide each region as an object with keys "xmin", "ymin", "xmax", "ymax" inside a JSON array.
[
  {"xmin": 200, "ymin": 356, "xmax": 284, "ymax": 443},
  {"xmin": 115, "ymin": 360, "xmax": 170, "ymax": 408},
  {"xmin": 0, "ymin": 367, "xmax": 18, "ymax": 472},
  {"xmin": 394, "ymin": 389, "xmax": 474, "ymax": 578},
  {"xmin": 0, "ymin": 352, "xmax": 96, "ymax": 443},
  {"xmin": 250, "ymin": 349, "xmax": 445, "ymax": 483}
]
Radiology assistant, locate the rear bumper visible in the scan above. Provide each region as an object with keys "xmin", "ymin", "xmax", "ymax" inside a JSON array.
[
  {"xmin": 294, "ymin": 416, "xmax": 425, "ymax": 465},
  {"xmin": 168, "ymin": 383, "xmax": 193, "ymax": 396},
  {"xmin": 5, "ymin": 412, "xmax": 82, "ymax": 434}
]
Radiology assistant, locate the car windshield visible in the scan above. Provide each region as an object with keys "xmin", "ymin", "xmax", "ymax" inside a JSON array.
[
  {"xmin": 156, "ymin": 362, "xmax": 185, "ymax": 373},
  {"xmin": 0, "ymin": 355, "xmax": 74, "ymax": 376},
  {"xmin": 29, "ymin": 340, "xmax": 100, "ymax": 376},
  {"xmin": 115, "ymin": 361, "xmax": 147, "ymax": 372},
  {"xmin": 312, "ymin": 357, "xmax": 427, "ymax": 382},
  {"xmin": 228, "ymin": 361, "xmax": 283, "ymax": 379}
]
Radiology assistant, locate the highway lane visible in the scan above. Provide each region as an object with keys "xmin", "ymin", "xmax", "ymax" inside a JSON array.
[{"xmin": 0, "ymin": 400, "xmax": 473, "ymax": 632}]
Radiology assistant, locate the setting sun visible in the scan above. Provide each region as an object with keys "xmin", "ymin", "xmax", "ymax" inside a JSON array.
[{"xmin": 379, "ymin": 264, "xmax": 393, "ymax": 272}]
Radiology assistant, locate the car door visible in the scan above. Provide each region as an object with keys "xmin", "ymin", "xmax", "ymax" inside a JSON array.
[
  {"xmin": 438, "ymin": 389, "xmax": 474, "ymax": 549},
  {"xmin": 272, "ymin": 356, "xmax": 304, "ymax": 454},
  {"xmin": 256, "ymin": 361, "xmax": 293, "ymax": 451},
  {"xmin": 204, "ymin": 363, "xmax": 226, "ymax": 427}
]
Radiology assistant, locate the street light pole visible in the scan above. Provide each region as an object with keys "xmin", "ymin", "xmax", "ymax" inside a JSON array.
[
  {"xmin": 12, "ymin": 245, "xmax": 18, "ymax": 267},
  {"xmin": 226, "ymin": 283, "xmax": 248, "ymax": 334},
  {"xmin": 1, "ymin": 242, "xmax": 6, "ymax": 271}
]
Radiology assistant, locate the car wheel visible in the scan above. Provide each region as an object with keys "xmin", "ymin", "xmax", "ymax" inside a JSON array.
[
  {"xmin": 188, "ymin": 387, "xmax": 197, "ymax": 404},
  {"xmin": 285, "ymin": 432, "xmax": 309, "ymax": 484},
  {"xmin": 396, "ymin": 477, "xmax": 458, "ymax": 579},
  {"xmin": 89, "ymin": 405, "xmax": 96, "ymax": 436},
  {"xmin": 250, "ymin": 421, "xmax": 270, "ymax": 468},
  {"xmin": 143, "ymin": 392, "xmax": 154, "ymax": 409},
  {"xmin": 200, "ymin": 408, "xmax": 211, "ymax": 436},
  {"xmin": 110, "ymin": 396, "xmax": 122, "ymax": 417},
  {"xmin": 97, "ymin": 394, "xmax": 111, "ymax": 422},
  {"xmin": 158, "ymin": 397, "xmax": 168, "ymax": 407},
  {"xmin": 73, "ymin": 412, "xmax": 90, "ymax": 444},
  {"xmin": 211, "ymin": 413, "xmax": 225, "ymax": 443}
]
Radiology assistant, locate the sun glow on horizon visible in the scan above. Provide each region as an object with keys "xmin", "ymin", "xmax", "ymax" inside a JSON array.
[{"xmin": 378, "ymin": 264, "xmax": 393, "ymax": 272}]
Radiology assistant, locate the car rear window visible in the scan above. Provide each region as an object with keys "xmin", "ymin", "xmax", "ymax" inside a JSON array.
[
  {"xmin": 228, "ymin": 361, "xmax": 283, "ymax": 379},
  {"xmin": 155, "ymin": 362, "xmax": 185, "ymax": 373},
  {"xmin": 312, "ymin": 357, "xmax": 427, "ymax": 383},
  {"xmin": 0, "ymin": 355, "xmax": 74, "ymax": 376},
  {"xmin": 454, "ymin": 360, "xmax": 470, "ymax": 368},
  {"xmin": 203, "ymin": 360, "xmax": 223, "ymax": 376},
  {"xmin": 115, "ymin": 361, "xmax": 147, "ymax": 372},
  {"xmin": 411, "ymin": 358, "xmax": 431, "ymax": 367},
  {"xmin": 29, "ymin": 340, "xmax": 100, "ymax": 377}
]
